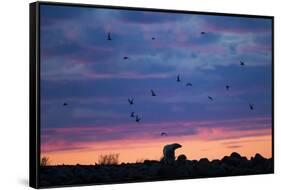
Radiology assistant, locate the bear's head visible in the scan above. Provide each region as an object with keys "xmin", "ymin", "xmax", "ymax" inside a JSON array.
[{"xmin": 172, "ymin": 143, "xmax": 182, "ymax": 149}]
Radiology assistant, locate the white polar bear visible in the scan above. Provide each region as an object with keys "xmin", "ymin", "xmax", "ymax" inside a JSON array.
[{"xmin": 163, "ymin": 143, "xmax": 182, "ymax": 164}]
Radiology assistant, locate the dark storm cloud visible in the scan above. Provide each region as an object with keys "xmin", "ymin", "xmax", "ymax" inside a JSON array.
[
  {"xmin": 186, "ymin": 32, "xmax": 222, "ymax": 45},
  {"xmin": 41, "ymin": 4, "xmax": 89, "ymax": 19},
  {"xmin": 201, "ymin": 15, "xmax": 272, "ymax": 33},
  {"xmin": 227, "ymin": 145, "xmax": 242, "ymax": 149},
  {"xmin": 117, "ymin": 10, "xmax": 187, "ymax": 24},
  {"xmin": 40, "ymin": 4, "xmax": 91, "ymax": 27}
]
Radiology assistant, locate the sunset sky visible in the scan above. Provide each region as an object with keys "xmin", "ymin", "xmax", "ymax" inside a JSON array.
[{"xmin": 40, "ymin": 4, "xmax": 273, "ymax": 165}]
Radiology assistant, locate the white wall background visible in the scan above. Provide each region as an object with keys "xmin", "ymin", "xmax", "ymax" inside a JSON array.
[{"xmin": 0, "ymin": 0, "xmax": 279, "ymax": 189}]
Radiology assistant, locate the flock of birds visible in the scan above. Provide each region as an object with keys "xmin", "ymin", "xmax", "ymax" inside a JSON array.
[
  {"xmin": 62, "ymin": 31, "xmax": 255, "ymax": 137},
  {"xmin": 127, "ymin": 72, "xmax": 254, "ymax": 126}
]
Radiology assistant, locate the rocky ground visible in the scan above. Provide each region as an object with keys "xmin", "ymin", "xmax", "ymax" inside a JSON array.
[{"xmin": 39, "ymin": 152, "xmax": 273, "ymax": 187}]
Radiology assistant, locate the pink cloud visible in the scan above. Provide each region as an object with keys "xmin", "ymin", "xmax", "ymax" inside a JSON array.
[
  {"xmin": 83, "ymin": 71, "xmax": 171, "ymax": 79},
  {"xmin": 238, "ymin": 43, "xmax": 271, "ymax": 54},
  {"xmin": 41, "ymin": 116, "xmax": 272, "ymax": 153}
]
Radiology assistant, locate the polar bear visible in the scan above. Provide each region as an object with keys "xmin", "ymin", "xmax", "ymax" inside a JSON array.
[{"xmin": 163, "ymin": 143, "xmax": 182, "ymax": 164}]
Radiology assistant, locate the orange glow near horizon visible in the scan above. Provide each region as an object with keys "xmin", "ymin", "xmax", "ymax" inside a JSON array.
[{"xmin": 42, "ymin": 134, "xmax": 272, "ymax": 165}]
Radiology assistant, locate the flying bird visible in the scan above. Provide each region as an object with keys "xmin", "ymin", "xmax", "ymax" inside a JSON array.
[
  {"xmin": 226, "ymin": 85, "xmax": 230, "ymax": 90},
  {"xmin": 240, "ymin": 61, "xmax": 245, "ymax": 66},
  {"xmin": 136, "ymin": 115, "xmax": 141, "ymax": 122},
  {"xmin": 201, "ymin": 32, "xmax": 206, "ymax": 35},
  {"xmin": 128, "ymin": 98, "xmax": 134, "ymax": 105},
  {"xmin": 161, "ymin": 132, "xmax": 168, "ymax": 136},
  {"xmin": 123, "ymin": 56, "xmax": 129, "ymax": 60},
  {"xmin": 249, "ymin": 104, "xmax": 254, "ymax": 110},
  {"xmin": 107, "ymin": 32, "xmax": 112, "ymax": 41},
  {"xmin": 186, "ymin": 82, "xmax": 192, "ymax": 87},
  {"xmin": 130, "ymin": 112, "xmax": 135, "ymax": 117},
  {"xmin": 63, "ymin": 103, "xmax": 68, "ymax": 106},
  {"xmin": 151, "ymin": 89, "xmax": 156, "ymax": 96},
  {"xmin": 152, "ymin": 37, "xmax": 155, "ymax": 40},
  {"xmin": 177, "ymin": 75, "xmax": 180, "ymax": 82},
  {"xmin": 208, "ymin": 96, "xmax": 214, "ymax": 101}
]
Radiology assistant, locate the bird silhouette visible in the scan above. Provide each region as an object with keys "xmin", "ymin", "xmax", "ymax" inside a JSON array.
[
  {"xmin": 151, "ymin": 89, "xmax": 156, "ymax": 96},
  {"xmin": 130, "ymin": 112, "xmax": 135, "ymax": 117},
  {"xmin": 136, "ymin": 115, "xmax": 141, "ymax": 122},
  {"xmin": 63, "ymin": 102, "xmax": 68, "ymax": 106},
  {"xmin": 123, "ymin": 56, "xmax": 128, "ymax": 60},
  {"xmin": 249, "ymin": 104, "xmax": 254, "ymax": 110},
  {"xmin": 161, "ymin": 132, "xmax": 168, "ymax": 136},
  {"xmin": 107, "ymin": 32, "xmax": 112, "ymax": 41},
  {"xmin": 152, "ymin": 37, "xmax": 155, "ymax": 40},
  {"xmin": 208, "ymin": 96, "xmax": 214, "ymax": 101},
  {"xmin": 177, "ymin": 75, "xmax": 180, "ymax": 82},
  {"xmin": 226, "ymin": 85, "xmax": 230, "ymax": 90},
  {"xmin": 186, "ymin": 82, "xmax": 192, "ymax": 87},
  {"xmin": 128, "ymin": 98, "xmax": 134, "ymax": 105},
  {"xmin": 240, "ymin": 61, "xmax": 245, "ymax": 66},
  {"xmin": 201, "ymin": 32, "xmax": 206, "ymax": 35}
]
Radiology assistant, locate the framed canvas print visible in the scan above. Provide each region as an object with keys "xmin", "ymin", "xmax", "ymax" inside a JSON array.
[{"xmin": 29, "ymin": 1, "xmax": 274, "ymax": 188}]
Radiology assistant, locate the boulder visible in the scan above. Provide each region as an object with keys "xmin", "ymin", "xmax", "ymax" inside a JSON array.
[
  {"xmin": 197, "ymin": 158, "xmax": 210, "ymax": 175},
  {"xmin": 199, "ymin": 158, "xmax": 210, "ymax": 165},
  {"xmin": 252, "ymin": 153, "xmax": 266, "ymax": 166},
  {"xmin": 230, "ymin": 152, "xmax": 242, "ymax": 159},
  {"xmin": 238, "ymin": 156, "xmax": 249, "ymax": 168},
  {"xmin": 177, "ymin": 154, "xmax": 187, "ymax": 161},
  {"xmin": 264, "ymin": 158, "xmax": 273, "ymax": 172},
  {"xmin": 222, "ymin": 154, "xmax": 242, "ymax": 167},
  {"xmin": 211, "ymin": 159, "xmax": 220, "ymax": 167},
  {"xmin": 143, "ymin": 160, "xmax": 159, "ymax": 165}
]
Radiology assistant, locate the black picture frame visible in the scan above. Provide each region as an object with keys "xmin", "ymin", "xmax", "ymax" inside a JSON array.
[{"xmin": 30, "ymin": 1, "xmax": 274, "ymax": 188}]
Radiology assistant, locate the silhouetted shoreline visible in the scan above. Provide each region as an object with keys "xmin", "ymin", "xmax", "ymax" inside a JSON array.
[{"xmin": 39, "ymin": 152, "xmax": 273, "ymax": 187}]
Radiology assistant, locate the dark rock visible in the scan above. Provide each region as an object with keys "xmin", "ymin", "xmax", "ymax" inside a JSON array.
[
  {"xmin": 239, "ymin": 156, "xmax": 250, "ymax": 168},
  {"xmin": 252, "ymin": 153, "xmax": 266, "ymax": 166},
  {"xmin": 254, "ymin": 153, "xmax": 265, "ymax": 160},
  {"xmin": 127, "ymin": 168, "xmax": 144, "ymax": 179},
  {"xmin": 176, "ymin": 154, "xmax": 187, "ymax": 165},
  {"xmin": 197, "ymin": 158, "xmax": 210, "ymax": 175},
  {"xmin": 222, "ymin": 155, "xmax": 241, "ymax": 167},
  {"xmin": 177, "ymin": 154, "xmax": 187, "ymax": 161},
  {"xmin": 158, "ymin": 165, "xmax": 175, "ymax": 177},
  {"xmin": 230, "ymin": 152, "xmax": 242, "ymax": 159},
  {"xmin": 191, "ymin": 160, "xmax": 198, "ymax": 165},
  {"xmin": 199, "ymin": 158, "xmax": 210, "ymax": 164},
  {"xmin": 210, "ymin": 160, "xmax": 227, "ymax": 176},
  {"xmin": 184, "ymin": 160, "xmax": 194, "ymax": 166},
  {"xmin": 143, "ymin": 160, "xmax": 159, "ymax": 165},
  {"xmin": 264, "ymin": 158, "xmax": 273, "ymax": 172},
  {"xmin": 148, "ymin": 164, "xmax": 161, "ymax": 176},
  {"xmin": 177, "ymin": 162, "xmax": 186, "ymax": 167},
  {"xmin": 39, "ymin": 153, "xmax": 273, "ymax": 187},
  {"xmin": 211, "ymin": 159, "xmax": 220, "ymax": 167}
]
